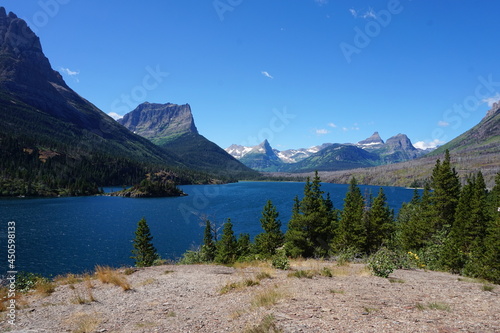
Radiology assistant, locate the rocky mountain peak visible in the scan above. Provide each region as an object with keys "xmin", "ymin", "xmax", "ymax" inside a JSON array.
[
  {"xmin": 358, "ymin": 132, "xmax": 384, "ymax": 146},
  {"xmin": 385, "ymin": 133, "xmax": 416, "ymax": 151},
  {"xmin": 118, "ymin": 102, "xmax": 198, "ymax": 141},
  {"xmin": 486, "ymin": 101, "xmax": 500, "ymax": 119}
]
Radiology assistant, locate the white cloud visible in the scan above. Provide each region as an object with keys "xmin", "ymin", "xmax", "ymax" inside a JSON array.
[
  {"xmin": 482, "ymin": 93, "xmax": 500, "ymax": 107},
  {"xmin": 438, "ymin": 120, "xmax": 450, "ymax": 127},
  {"xmin": 414, "ymin": 139, "xmax": 445, "ymax": 150},
  {"xmin": 328, "ymin": 122, "xmax": 337, "ymax": 128},
  {"xmin": 60, "ymin": 67, "xmax": 79, "ymax": 76},
  {"xmin": 60, "ymin": 67, "xmax": 80, "ymax": 83},
  {"xmin": 362, "ymin": 8, "xmax": 377, "ymax": 19},
  {"xmin": 350, "ymin": 7, "xmax": 377, "ymax": 19},
  {"xmin": 108, "ymin": 112, "xmax": 123, "ymax": 120},
  {"xmin": 261, "ymin": 71, "xmax": 274, "ymax": 79},
  {"xmin": 315, "ymin": 129, "xmax": 329, "ymax": 135}
]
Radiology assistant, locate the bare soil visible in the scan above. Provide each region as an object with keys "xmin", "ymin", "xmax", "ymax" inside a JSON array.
[{"xmin": 1, "ymin": 261, "xmax": 498, "ymax": 332}]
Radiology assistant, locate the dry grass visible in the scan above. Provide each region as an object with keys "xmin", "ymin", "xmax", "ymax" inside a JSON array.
[
  {"xmin": 233, "ymin": 260, "xmax": 272, "ymax": 269},
  {"xmin": 416, "ymin": 302, "xmax": 451, "ymax": 312},
  {"xmin": 251, "ymin": 285, "xmax": 285, "ymax": 308},
  {"xmin": 95, "ymin": 266, "xmax": 132, "ymax": 291},
  {"xmin": 34, "ymin": 280, "xmax": 56, "ymax": 297},
  {"xmin": 220, "ymin": 278, "xmax": 260, "ymax": 294},
  {"xmin": 66, "ymin": 312, "xmax": 101, "ymax": 333},
  {"xmin": 245, "ymin": 314, "xmax": 283, "ymax": 333}
]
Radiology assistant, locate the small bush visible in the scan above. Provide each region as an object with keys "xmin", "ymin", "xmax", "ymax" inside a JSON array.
[
  {"xmin": 482, "ymin": 284, "xmax": 495, "ymax": 292},
  {"xmin": 320, "ymin": 267, "xmax": 333, "ymax": 277},
  {"xmin": 178, "ymin": 249, "xmax": 205, "ymax": 265},
  {"xmin": 16, "ymin": 272, "xmax": 46, "ymax": 292},
  {"xmin": 271, "ymin": 248, "xmax": 290, "ymax": 270},
  {"xmin": 367, "ymin": 247, "xmax": 398, "ymax": 278}
]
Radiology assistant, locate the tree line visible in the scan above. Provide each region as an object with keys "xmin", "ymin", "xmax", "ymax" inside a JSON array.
[{"xmin": 132, "ymin": 150, "xmax": 499, "ymax": 283}]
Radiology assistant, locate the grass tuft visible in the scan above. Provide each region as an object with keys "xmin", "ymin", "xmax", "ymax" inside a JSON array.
[
  {"xmin": 95, "ymin": 265, "xmax": 132, "ymax": 291},
  {"xmin": 482, "ymin": 284, "xmax": 495, "ymax": 292},
  {"xmin": 67, "ymin": 312, "xmax": 101, "ymax": 333},
  {"xmin": 416, "ymin": 302, "xmax": 451, "ymax": 311},
  {"xmin": 251, "ymin": 286, "xmax": 284, "ymax": 308},
  {"xmin": 245, "ymin": 314, "xmax": 283, "ymax": 333}
]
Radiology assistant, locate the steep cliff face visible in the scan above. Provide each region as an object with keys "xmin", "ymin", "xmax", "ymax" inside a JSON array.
[{"xmin": 118, "ymin": 103, "xmax": 198, "ymax": 144}]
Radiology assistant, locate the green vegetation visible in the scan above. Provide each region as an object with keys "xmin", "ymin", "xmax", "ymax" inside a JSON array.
[
  {"xmin": 110, "ymin": 171, "xmax": 186, "ymax": 197},
  {"xmin": 131, "ymin": 218, "xmax": 160, "ymax": 267},
  {"xmin": 176, "ymin": 151, "xmax": 499, "ymax": 284}
]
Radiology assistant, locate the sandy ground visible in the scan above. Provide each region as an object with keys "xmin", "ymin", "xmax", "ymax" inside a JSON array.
[{"xmin": 1, "ymin": 261, "xmax": 498, "ymax": 332}]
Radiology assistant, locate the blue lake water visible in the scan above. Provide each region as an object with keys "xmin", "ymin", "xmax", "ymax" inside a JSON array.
[{"xmin": 0, "ymin": 182, "xmax": 418, "ymax": 277}]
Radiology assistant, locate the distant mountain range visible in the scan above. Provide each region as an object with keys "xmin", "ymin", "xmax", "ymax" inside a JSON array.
[{"xmin": 225, "ymin": 133, "xmax": 428, "ymax": 172}]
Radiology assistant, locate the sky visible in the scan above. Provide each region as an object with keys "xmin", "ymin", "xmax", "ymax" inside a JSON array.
[{"xmin": 3, "ymin": 0, "xmax": 500, "ymax": 150}]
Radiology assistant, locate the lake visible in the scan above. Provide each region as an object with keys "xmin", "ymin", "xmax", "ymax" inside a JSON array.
[{"xmin": 0, "ymin": 182, "xmax": 418, "ymax": 277}]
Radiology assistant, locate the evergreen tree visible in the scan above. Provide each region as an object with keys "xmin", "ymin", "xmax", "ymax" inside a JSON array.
[
  {"xmin": 201, "ymin": 218, "xmax": 216, "ymax": 262},
  {"xmin": 236, "ymin": 233, "xmax": 252, "ymax": 259},
  {"xmin": 215, "ymin": 218, "xmax": 237, "ymax": 264},
  {"xmin": 254, "ymin": 200, "xmax": 284, "ymax": 257},
  {"xmin": 333, "ymin": 177, "xmax": 366, "ymax": 254},
  {"xmin": 284, "ymin": 172, "xmax": 335, "ymax": 257},
  {"xmin": 365, "ymin": 188, "xmax": 394, "ymax": 253},
  {"xmin": 478, "ymin": 173, "xmax": 500, "ymax": 283},
  {"xmin": 442, "ymin": 172, "xmax": 491, "ymax": 274},
  {"xmin": 285, "ymin": 195, "xmax": 310, "ymax": 257},
  {"xmin": 131, "ymin": 217, "xmax": 159, "ymax": 267},
  {"xmin": 430, "ymin": 150, "xmax": 460, "ymax": 231}
]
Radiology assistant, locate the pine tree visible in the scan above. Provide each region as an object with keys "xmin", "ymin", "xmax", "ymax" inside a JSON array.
[
  {"xmin": 236, "ymin": 233, "xmax": 252, "ymax": 259},
  {"xmin": 254, "ymin": 200, "xmax": 284, "ymax": 257},
  {"xmin": 284, "ymin": 195, "xmax": 310, "ymax": 257},
  {"xmin": 333, "ymin": 177, "xmax": 366, "ymax": 254},
  {"xmin": 430, "ymin": 150, "xmax": 460, "ymax": 231},
  {"xmin": 365, "ymin": 188, "xmax": 394, "ymax": 254},
  {"xmin": 201, "ymin": 218, "xmax": 216, "ymax": 262},
  {"xmin": 284, "ymin": 172, "xmax": 335, "ymax": 257},
  {"xmin": 215, "ymin": 218, "xmax": 237, "ymax": 264},
  {"xmin": 131, "ymin": 217, "xmax": 159, "ymax": 267}
]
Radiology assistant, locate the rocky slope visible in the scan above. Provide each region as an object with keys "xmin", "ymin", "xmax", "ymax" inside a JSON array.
[
  {"xmin": 0, "ymin": 7, "xmax": 190, "ymax": 195},
  {"xmin": 2, "ymin": 261, "xmax": 498, "ymax": 332},
  {"xmin": 118, "ymin": 103, "xmax": 198, "ymax": 145},
  {"xmin": 118, "ymin": 102, "xmax": 257, "ymax": 179}
]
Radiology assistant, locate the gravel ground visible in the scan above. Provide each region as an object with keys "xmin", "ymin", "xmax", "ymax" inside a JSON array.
[{"xmin": 1, "ymin": 261, "xmax": 498, "ymax": 332}]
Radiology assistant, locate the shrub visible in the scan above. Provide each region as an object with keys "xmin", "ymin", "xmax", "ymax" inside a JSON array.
[
  {"xmin": 271, "ymin": 248, "xmax": 290, "ymax": 270},
  {"xmin": 367, "ymin": 247, "xmax": 398, "ymax": 278}
]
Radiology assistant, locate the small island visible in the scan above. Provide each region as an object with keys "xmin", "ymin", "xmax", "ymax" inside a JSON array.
[{"xmin": 108, "ymin": 171, "xmax": 187, "ymax": 198}]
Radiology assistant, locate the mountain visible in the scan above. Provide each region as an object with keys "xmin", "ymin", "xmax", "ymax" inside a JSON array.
[
  {"xmin": 283, "ymin": 144, "xmax": 381, "ymax": 172},
  {"xmin": 238, "ymin": 140, "xmax": 284, "ymax": 172},
  {"xmin": 276, "ymin": 143, "xmax": 333, "ymax": 163},
  {"xmin": 357, "ymin": 132, "xmax": 385, "ymax": 148},
  {"xmin": 226, "ymin": 132, "xmax": 423, "ymax": 173},
  {"xmin": 119, "ymin": 102, "xmax": 257, "ymax": 179},
  {"xmin": 430, "ymin": 104, "xmax": 500, "ymax": 156},
  {"xmin": 0, "ymin": 8, "xmax": 206, "ymax": 196},
  {"xmin": 117, "ymin": 103, "xmax": 198, "ymax": 145},
  {"xmin": 362, "ymin": 133, "xmax": 424, "ymax": 164},
  {"xmin": 317, "ymin": 106, "xmax": 500, "ymax": 188}
]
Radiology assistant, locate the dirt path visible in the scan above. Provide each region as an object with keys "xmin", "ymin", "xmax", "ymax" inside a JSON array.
[{"xmin": 1, "ymin": 261, "xmax": 498, "ymax": 332}]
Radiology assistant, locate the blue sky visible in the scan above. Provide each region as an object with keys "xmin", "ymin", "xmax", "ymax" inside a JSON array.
[{"xmin": 4, "ymin": 0, "xmax": 500, "ymax": 150}]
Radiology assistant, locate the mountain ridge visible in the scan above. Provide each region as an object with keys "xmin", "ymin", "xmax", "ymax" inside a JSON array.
[{"xmin": 225, "ymin": 132, "xmax": 425, "ymax": 172}]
